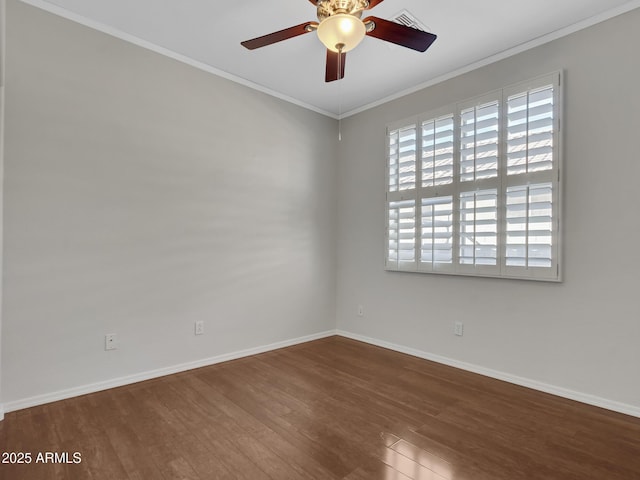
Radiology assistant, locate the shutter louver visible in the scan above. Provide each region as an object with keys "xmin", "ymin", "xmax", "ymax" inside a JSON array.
[
  {"xmin": 460, "ymin": 102, "xmax": 499, "ymax": 182},
  {"xmin": 507, "ymin": 86, "xmax": 554, "ymax": 175},
  {"xmin": 422, "ymin": 116, "xmax": 454, "ymax": 187},
  {"xmin": 459, "ymin": 190, "xmax": 498, "ymax": 266},
  {"xmin": 506, "ymin": 183, "xmax": 553, "ymax": 268},
  {"xmin": 388, "ymin": 200, "xmax": 416, "ymax": 266},
  {"xmin": 420, "ymin": 196, "xmax": 453, "ymax": 267}
]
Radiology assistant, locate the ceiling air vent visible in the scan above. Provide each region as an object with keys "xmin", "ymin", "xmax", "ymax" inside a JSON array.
[{"xmin": 391, "ymin": 9, "xmax": 429, "ymax": 32}]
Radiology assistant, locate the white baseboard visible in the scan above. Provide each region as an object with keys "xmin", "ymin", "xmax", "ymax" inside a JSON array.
[
  {"xmin": 1, "ymin": 330, "xmax": 337, "ymax": 414},
  {"xmin": 4, "ymin": 329, "xmax": 639, "ymax": 419},
  {"xmin": 337, "ymin": 330, "xmax": 640, "ymax": 419}
]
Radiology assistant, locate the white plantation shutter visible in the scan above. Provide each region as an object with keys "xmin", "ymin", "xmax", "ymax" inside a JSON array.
[
  {"xmin": 507, "ymin": 86, "xmax": 554, "ymax": 175},
  {"xmin": 388, "ymin": 125, "xmax": 417, "ymax": 192},
  {"xmin": 385, "ymin": 73, "xmax": 561, "ymax": 281},
  {"xmin": 460, "ymin": 101, "xmax": 499, "ymax": 182},
  {"xmin": 502, "ymin": 75, "xmax": 560, "ymax": 280},
  {"xmin": 420, "ymin": 196, "xmax": 453, "ymax": 271},
  {"xmin": 387, "ymin": 120, "xmax": 419, "ymax": 269},
  {"xmin": 387, "ymin": 200, "xmax": 417, "ymax": 269},
  {"xmin": 506, "ymin": 184, "xmax": 553, "ymax": 268},
  {"xmin": 422, "ymin": 115, "xmax": 454, "ymax": 187},
  {"xmin": 459, "ymin": 190, "xmax": 498, "ymax": 270}
]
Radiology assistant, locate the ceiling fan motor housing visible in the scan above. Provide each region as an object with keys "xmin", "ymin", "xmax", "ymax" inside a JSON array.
[{"xmin": 317, "ymin": 0, "xmax": 369, "ymax": 22}]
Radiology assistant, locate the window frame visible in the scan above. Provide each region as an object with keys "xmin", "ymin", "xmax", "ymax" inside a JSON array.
[{"xmin": 385, "ymin": 72, "xmax": 562, "ymax": 282}]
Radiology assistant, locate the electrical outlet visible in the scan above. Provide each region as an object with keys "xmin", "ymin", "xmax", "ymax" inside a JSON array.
[
  {"xmin": 357, "ymin": 305, "xmax": 364, "ymax": 317},
  {"xmin": 105, "ymin": 333, "xmax": 117, "ymax": 351},
  {"xmin": 454, "ymin": 321, "xmax": 464, "ymax": 337},
  {"xmin": 195, "ymin": 321, "xmax": 204, "ymax": 336}
]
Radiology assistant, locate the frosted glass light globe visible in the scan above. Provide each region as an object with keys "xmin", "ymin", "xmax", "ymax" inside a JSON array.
[{"xmin": 317, "ymin": 14, "xmax": 366, "ymax": 52}]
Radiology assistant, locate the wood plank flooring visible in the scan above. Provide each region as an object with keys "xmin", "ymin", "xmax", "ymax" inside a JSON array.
[{"xmin": 1, "ymin": 336, "xmax": 639, "ymax": 479}]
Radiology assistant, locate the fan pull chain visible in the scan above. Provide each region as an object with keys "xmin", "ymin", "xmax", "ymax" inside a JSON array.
[{"xmin": 338, "ymin": 44, "xmax": 343, "ymax": 141}]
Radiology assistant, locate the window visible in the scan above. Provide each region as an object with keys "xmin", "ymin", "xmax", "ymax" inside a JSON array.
[{"xmin": 385, "ymin": 73, "xmax": 561, "ymax": 281}]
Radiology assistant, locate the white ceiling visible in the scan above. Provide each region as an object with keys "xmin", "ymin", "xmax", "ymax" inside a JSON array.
[{"xmin": 23, "ymin": 0, "xmax": 640, "ymax": 117}]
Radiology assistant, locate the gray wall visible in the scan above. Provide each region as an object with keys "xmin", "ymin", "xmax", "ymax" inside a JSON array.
[
  {"xmin": 0, "ymin": 0, "xmax": 5, "ymax": 419},
  {"xmin": 336, "ymin": 8, "xmax": 640, "ymax": 410},
  {"xmin": 2, "ymin": 0, "xmax": 337, "ymax": 405}
]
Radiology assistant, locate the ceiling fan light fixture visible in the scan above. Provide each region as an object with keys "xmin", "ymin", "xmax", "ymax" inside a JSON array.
[{"xmin": 317, "ymin": 14, "xmax": 366, "ymax": 52}]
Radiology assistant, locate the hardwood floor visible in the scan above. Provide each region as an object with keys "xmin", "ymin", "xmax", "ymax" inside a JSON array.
[{"xmin": 1, "ymin": 336, "xmax": 639, "ymax": 479}]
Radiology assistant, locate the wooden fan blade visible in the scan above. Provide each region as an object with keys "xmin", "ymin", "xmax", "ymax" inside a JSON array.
[
  {"xmin": 241, "ymin": 22, "xmax": 317, "ymax": 50},
  {"xmin": 363, "ymin": 16, "xmax": 437, "ymax": 52},
  {"xmin": 307, "ymin": 0, "xmax": 318, "ymax": 5},
  {"xmin": 325, "ymin": 49, "xmax": 346, "ymax": 82},
  {"xmin": 365, "ymin": 0, "xmax": 385, "ymax": 9}
]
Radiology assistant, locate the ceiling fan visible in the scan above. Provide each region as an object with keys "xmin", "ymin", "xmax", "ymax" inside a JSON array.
[{"xmin": 241, "ymin": 0, "xmax": 437, "ymax": 82}]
